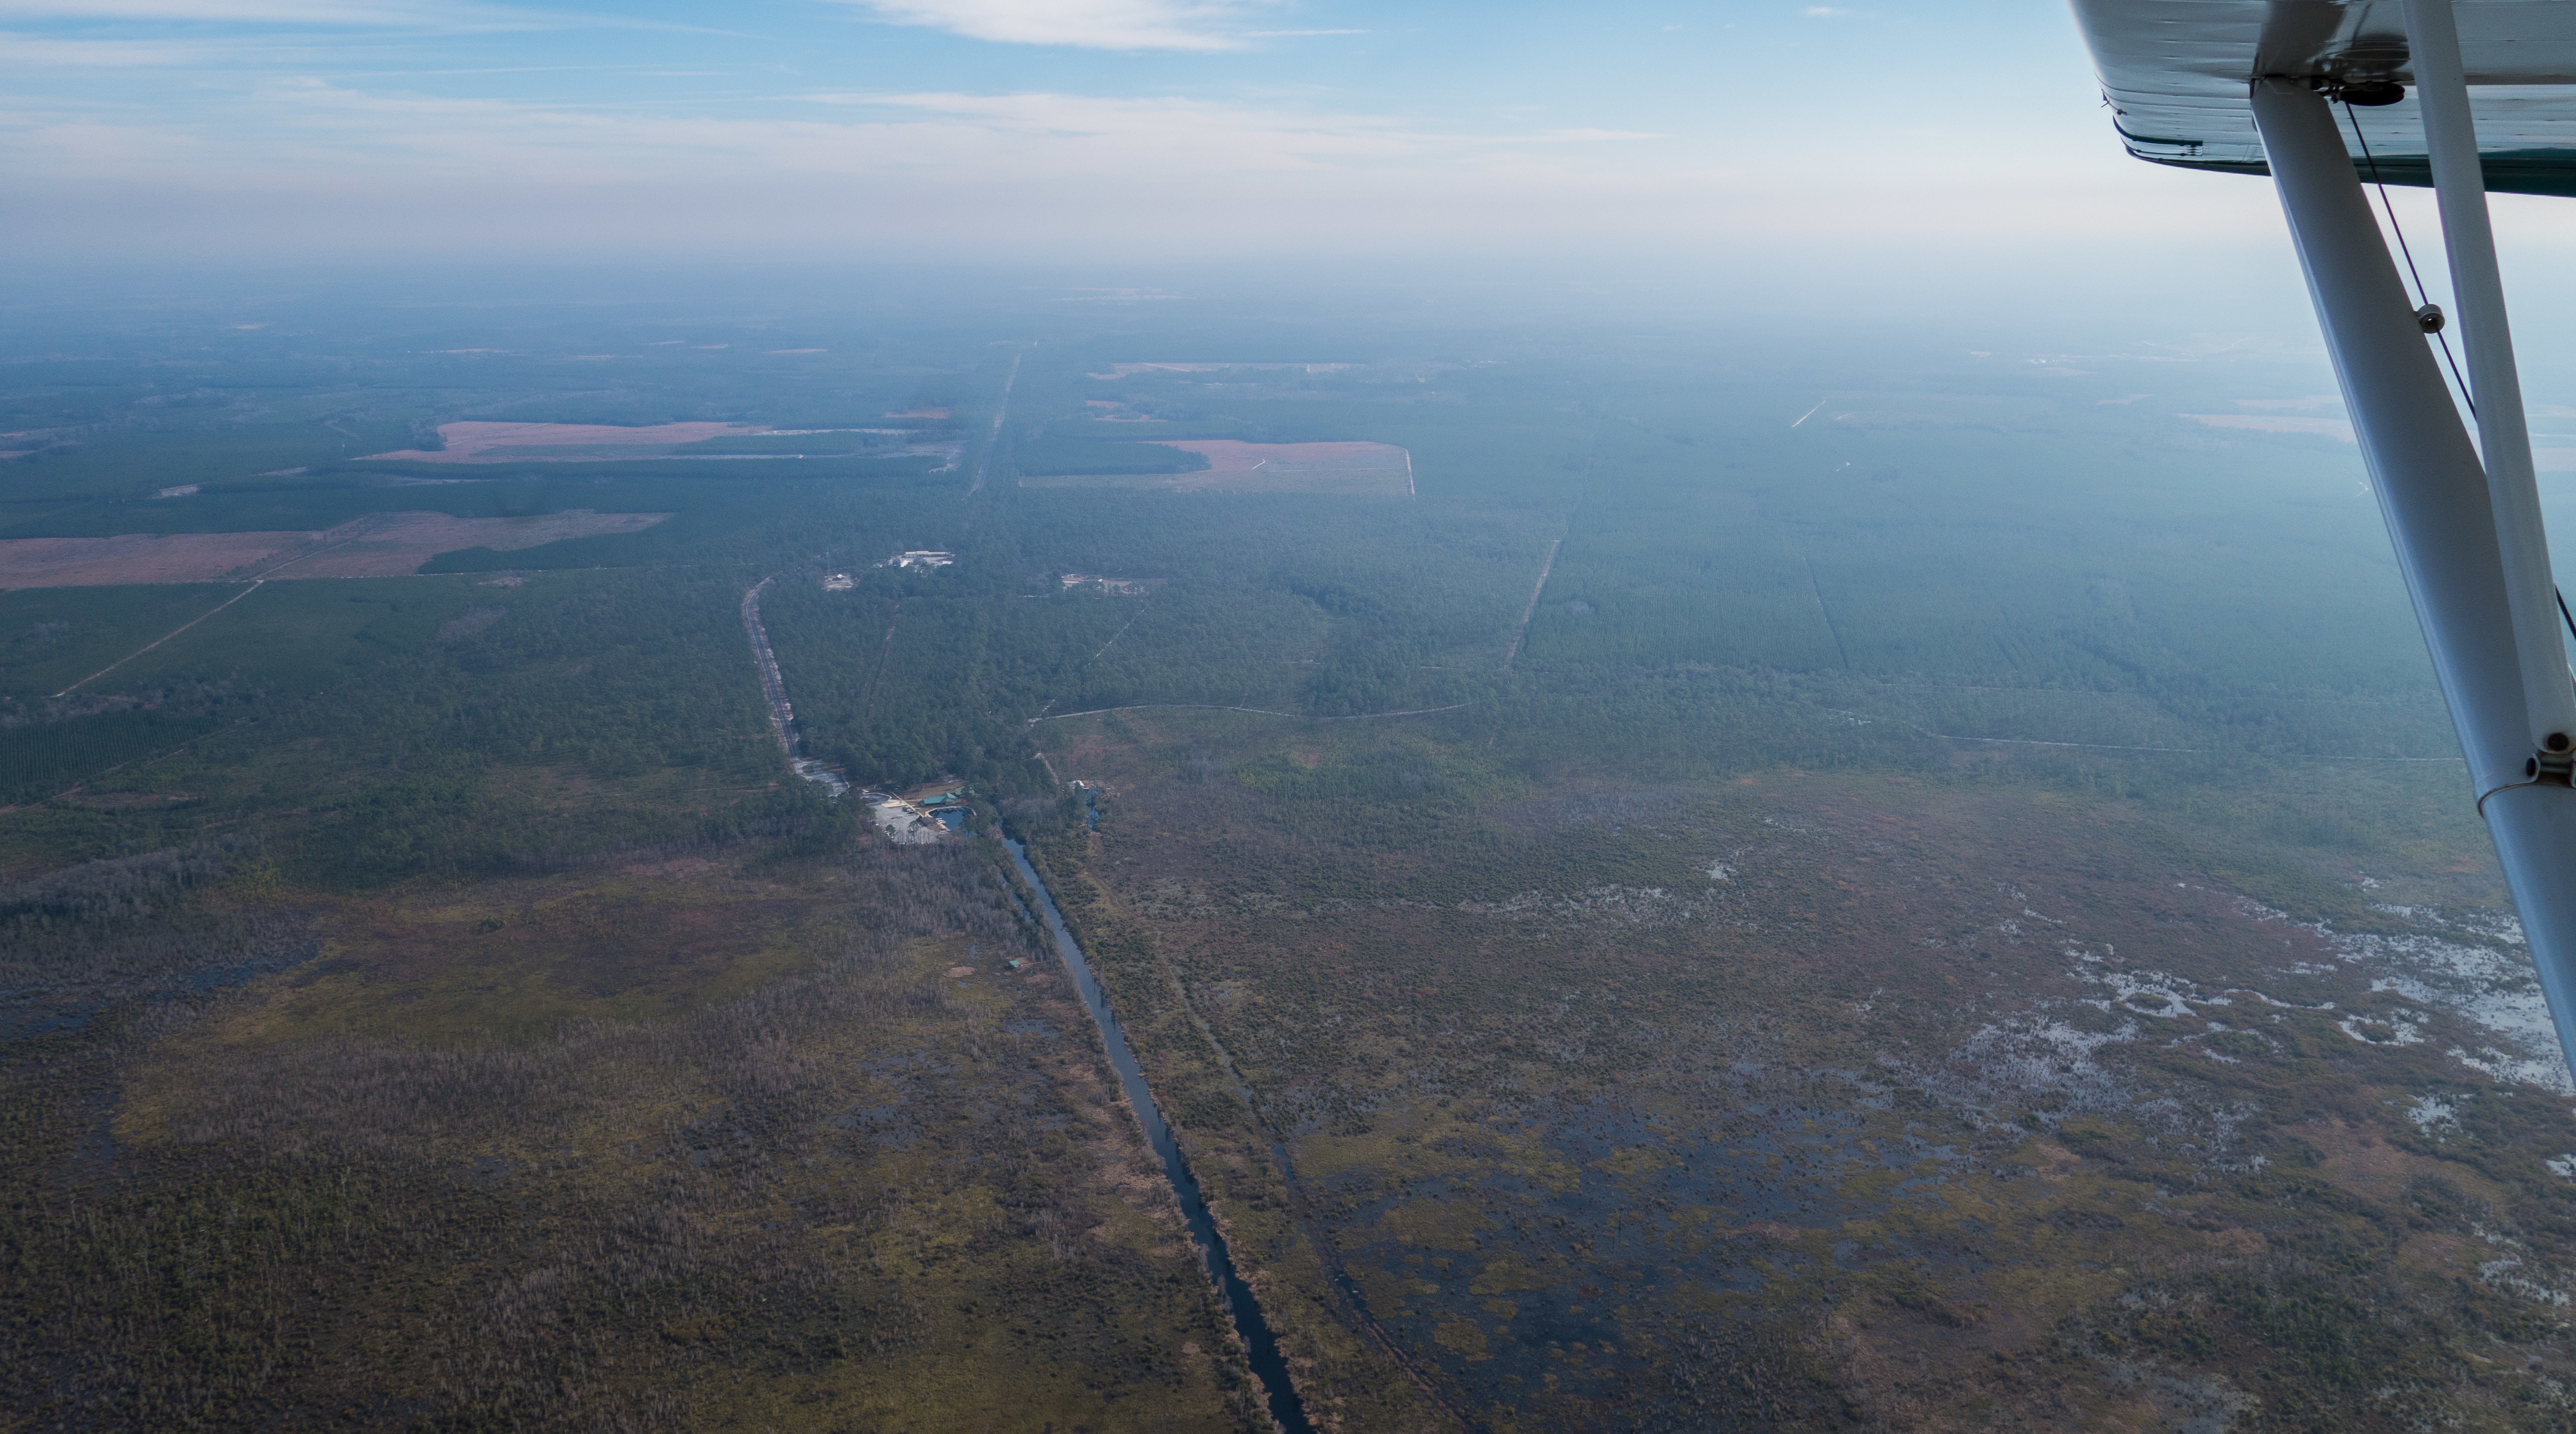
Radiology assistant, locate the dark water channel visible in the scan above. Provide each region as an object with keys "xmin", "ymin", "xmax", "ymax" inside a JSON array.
[{"xmin": 1000, "ymin": 837, "xmax": 1311, "ymax": 1434}]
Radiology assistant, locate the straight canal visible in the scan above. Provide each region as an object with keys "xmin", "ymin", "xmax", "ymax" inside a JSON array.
[{"xmin": 999, "ymin": 837, "xmax": 1311, "ymax": 1434}]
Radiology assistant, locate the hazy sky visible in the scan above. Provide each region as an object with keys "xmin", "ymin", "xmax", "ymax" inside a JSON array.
[
  {"xmin": 7, "ymin": 0, "xmax": 2575, "ymax": 344},
  {"xmin": 0, "ymin": 1, "xmax": 2261, "ymax": 258}
]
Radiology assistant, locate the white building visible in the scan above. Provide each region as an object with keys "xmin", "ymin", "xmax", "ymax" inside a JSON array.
[{"xmin": 879, "ymin": 550, "xmax": 956, "ymax": 571}]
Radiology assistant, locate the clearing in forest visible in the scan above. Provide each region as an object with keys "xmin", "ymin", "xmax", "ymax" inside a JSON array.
[
  {"xmin": 361, "ymin": 421, "xmax": 768, "ymax": 463},
  {"xmin": 2179, "ymin": 413, "xmax": 2356, "ymax": 441},
  {"xmin": 1023, "ymin": 439, "xmax": 1412, "ymax": 496},
  {"xmin": 1084, "ymin": 362, "xmax": 1354, "ymax": 379},
  {"xmin": 0, "ymin": 510, "xmax": 668, "ymax": 587}
]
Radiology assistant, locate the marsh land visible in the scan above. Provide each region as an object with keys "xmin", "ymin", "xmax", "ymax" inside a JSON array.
[{"xmin": 6, "ymin": 272, "xmax": 2576, "ymax": 1432}]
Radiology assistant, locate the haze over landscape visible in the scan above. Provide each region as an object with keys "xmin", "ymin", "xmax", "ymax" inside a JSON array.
[{"xmin": 14, "ymin": 2, "xmax": 2576, "ymax": 1431}]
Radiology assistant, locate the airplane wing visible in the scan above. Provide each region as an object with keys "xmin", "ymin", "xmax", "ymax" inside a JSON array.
[
  {"xmin": 2070, "ymin": 0, "xmax": 2576, "ymax": 1076},
  {"xmin": 2074, "ymin": 0, "xmax": 2576, "ymax": 193}
]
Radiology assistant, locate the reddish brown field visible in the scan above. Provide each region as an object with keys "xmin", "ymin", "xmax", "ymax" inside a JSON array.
[
  {"xmin": 361, "ymin": 421, "xmax": 764, "ymax": 464},
  {"xmin": 0, "ymin": 531, "xmax": 312, "ymax": 588},
  {"xmin": 0, "ymin": 510, "xmax": 668, "ymax": 588}
]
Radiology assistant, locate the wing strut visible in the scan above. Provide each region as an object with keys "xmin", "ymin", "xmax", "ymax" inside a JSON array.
[
  {"xmin": 2404, "ymin": 0, "xmax": 2576, "ymax": 760},
  {"xmin": 2251, "ymin": 75, "xmax": 2576, "ymax": 1072}
]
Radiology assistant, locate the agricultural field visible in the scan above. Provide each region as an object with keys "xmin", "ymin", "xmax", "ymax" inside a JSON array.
[
  {"xmin": 0, "ymin": 510, "xmax": 669, "ymax": 587},
  {"xmin": 4, "ymin": 273, "xmax": 2576, "ymax": 1431}
]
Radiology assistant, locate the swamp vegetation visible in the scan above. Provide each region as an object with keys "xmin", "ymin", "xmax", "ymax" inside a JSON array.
[{"xmin": 4, "ymin": 283, "xmax": 2575, "ymax": 1430}]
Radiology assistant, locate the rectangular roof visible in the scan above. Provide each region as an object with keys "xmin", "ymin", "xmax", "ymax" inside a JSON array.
[{"xmin": 2073, "ymin": 0, "xmax": 2576, "ymax": 194}]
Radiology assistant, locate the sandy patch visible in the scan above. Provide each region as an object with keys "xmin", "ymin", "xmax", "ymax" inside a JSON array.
[
  {"xmin": 2181, "ymin": 413, "xmax": 2357, "ymax": 441},
  {"xmin": 0, "ymin": 510, "xmax": 669, "ymax": 588},
  {"xmin": 361, "ymin": 421, "xmax": 765, "ymax": 464},
  {"xmin": 1023, "ymin": 439, "xmax": 1409, "ymax": 496}
]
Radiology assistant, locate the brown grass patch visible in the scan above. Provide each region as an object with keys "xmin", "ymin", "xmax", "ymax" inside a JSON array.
[
  {"xmin": 0, "ymin": 510, "xmax": 668, "ymax": 588},
  {"xmin": 2286, "ymin": 1115, "xmax": 2508, "ymax": 1206},
  {"xmin": 228, "ymin": 875, "xmax": 830, "ymax": 1043},
  {"xmin": 361, "ymin": 420, "xmax": 765, "ymax": 464}
]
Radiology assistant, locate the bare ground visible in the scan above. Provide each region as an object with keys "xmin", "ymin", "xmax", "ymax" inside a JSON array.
[
  {"xmin": 0, "ymin": 511, "xmax": 670, "ymax": 588},
  {"xmin": 1021, "ymin": 440, "xmax": 1412, "ymax": 496},
  {"xmin": 361, "ymin": 421, "xmax": 766, "ymax": 464}
]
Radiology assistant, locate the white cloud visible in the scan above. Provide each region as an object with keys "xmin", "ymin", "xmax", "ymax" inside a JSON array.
[
  {"xmin": 0, "ymin": 68, "xmax": 2314, "ymax": 272},
  {"xmin": 841, "ymin": 0, "xmax": 1273, "ymax": 50},
  {"xmin": 0, "ymin": 0, "xmax": 716, "ymax": 33},
  {"xmin": 0, "ymin": 30, "xmax": 229, "ymax": 61},
  {"xmin": 1528, "ymin": 127, "xmax": 1665, "ymax": 142}
]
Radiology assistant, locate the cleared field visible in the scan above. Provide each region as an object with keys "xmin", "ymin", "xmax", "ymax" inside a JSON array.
[
  {"xmin": 0, "ymin": 531, "xmax": 309, "ymax": 589},
  {"xmin": 1022, "ymin": 439, "xmax": 1412, "ymax": 496},
  {"xmin": 361, "ymin": 420, "xmax": 766, "ymax": 464},
  {"xmin": 0, "ymin": 510, "xmax": 668, "ymax": 587},
  {"xmin": 1085, "ymin": 362, "xmax": 1353, "ymax": 378},
  {"xmin": 2180, "ymin": 413, "xmax": 2357, "ymax": 440}
]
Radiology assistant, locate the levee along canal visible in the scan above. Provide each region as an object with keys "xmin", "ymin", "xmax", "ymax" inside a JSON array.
[{"xmin": 1000, "ymin": 836, "xmax": 1312, "ymax": 1434}]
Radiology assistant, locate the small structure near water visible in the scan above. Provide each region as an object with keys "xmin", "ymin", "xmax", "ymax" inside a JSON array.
[
  {"xmin": 869, "ymin": 780, "xmax": 969, "ymax": 844},
  {"xmin": 871, "ymin": 797, "xmax": 943, "ymax": 845}
]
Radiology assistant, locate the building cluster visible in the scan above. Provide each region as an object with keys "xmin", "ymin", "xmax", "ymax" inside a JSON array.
[
  {"xmin": 868, "ymin": 784, "xmax": 968, "ymax": 845},
  {"xmin": 879, "ymin": 550, "xmax": 957, "ymax": 571},
  {"xmin": 822, "ymin": 572, "xmax": 853, "ymax": 590}
]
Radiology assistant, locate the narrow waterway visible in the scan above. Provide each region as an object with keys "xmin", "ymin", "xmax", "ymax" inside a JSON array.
[{"xmin": 1000, "ymin": 836, "xmax": 1311, "ymax": 1434}]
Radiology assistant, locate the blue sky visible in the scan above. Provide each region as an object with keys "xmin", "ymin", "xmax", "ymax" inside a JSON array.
[{"xmin": 0, "ymin": 0, "xmax": 2541, "ymax": 286}]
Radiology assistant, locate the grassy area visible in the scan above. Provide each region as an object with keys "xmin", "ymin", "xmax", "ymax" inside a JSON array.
[{"xmin": 2, "ymin": 843, "xmax": 1268, "ymax": 1432}]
